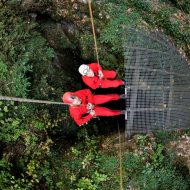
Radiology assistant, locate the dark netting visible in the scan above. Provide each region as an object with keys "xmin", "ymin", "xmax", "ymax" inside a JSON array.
[{"xmin": 124, "ymin": 29, "xmax": 190, "ymax": 138}]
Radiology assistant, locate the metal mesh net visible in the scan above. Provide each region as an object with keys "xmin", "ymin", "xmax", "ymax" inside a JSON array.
[{"xmin": 124, "ymin": 29, "xmax": 190, "ymax": 138}]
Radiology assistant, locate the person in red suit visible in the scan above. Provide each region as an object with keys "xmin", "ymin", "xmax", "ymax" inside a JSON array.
[
  {"xmin": 78, "ymin": 63, "xmax": 124, "ymax": 89},
  {"xmin": 62, "ymin": 89, "xmax": 125, "ymax": 126}
]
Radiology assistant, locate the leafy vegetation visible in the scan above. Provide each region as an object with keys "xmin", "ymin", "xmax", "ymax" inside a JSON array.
[
  {"xmin": 0, "ymin": 4, "xmax": 71, "ymax": 190},
  {"xmin": 124, "ymin": 135, "xmax": 190, "ymax": 189},
  {"xmin": 0, "ymin": 1, "xmax": 190, "ymax": 190},
  {"xmin": 125, "ymin": 0, "xmax": 190, "ymax": 57}
]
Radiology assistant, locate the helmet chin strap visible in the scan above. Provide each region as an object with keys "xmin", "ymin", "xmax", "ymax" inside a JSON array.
[{"xmin": 86, "ymin": 69, "xmax": 95, "ymax": 77}]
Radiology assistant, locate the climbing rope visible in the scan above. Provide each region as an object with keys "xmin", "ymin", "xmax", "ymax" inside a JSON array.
[
  {"xmin": 117, "ymin": 122, "xmax": 124, "ymax": 190},
  {"xmin": 0, "ymin": 96, "xmax": 67, "ymax": 105},
  {"xmin": 87, "ymin": 0, "xmax": 100, "ymax": 67},
  {"xmin": 87, "ymin": 3, "xmax": 125, "ymax": 188}
]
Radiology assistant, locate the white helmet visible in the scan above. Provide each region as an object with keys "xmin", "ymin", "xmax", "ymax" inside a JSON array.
[{"xmin": 78, "ymin": 64, "xmax": 90, "ymax": 76}]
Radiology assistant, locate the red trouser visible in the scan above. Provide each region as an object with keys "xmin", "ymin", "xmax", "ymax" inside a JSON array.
[
  {"xmin": 93, "ymin": 94, "xmax": 120, "ymax": 116},
  {"xmin": 101, "ymin": 70, "xmax": 123, "ymax": 88}
]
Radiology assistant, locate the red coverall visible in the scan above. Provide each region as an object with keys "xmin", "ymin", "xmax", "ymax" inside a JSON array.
[
  {"xmin": 69, "ymin": 89, "xmax": 120, "ymax": 126},
  {"xmin": 82, "ymin": 63, "xmax": 123, "ymax": 89}
]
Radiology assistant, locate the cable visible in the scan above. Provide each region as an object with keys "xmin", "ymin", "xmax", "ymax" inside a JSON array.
[{"xmin": 0, "ymin": 96, "xmax": 68, "ymax": 105}]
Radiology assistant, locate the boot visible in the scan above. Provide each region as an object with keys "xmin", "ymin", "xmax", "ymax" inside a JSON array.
[
  {"xmin": 120, "ymin": 110, "xmax": 126, "ymax": 114},
  {"xmin": 119, "ymin": 94, "xmax": 127, "ymax": 99},
  {"xmin": 120, "ymin": 110, "xmax": 128, "ymax": 120}
]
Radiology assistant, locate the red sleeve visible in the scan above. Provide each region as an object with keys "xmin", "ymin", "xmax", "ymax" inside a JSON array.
[
  {"xmin": 89, "ymin": 63, "xmax": 102, "ymax": 72},
  {"xmin": 82, "ymin": 89, "xmax": 94, "ymax": 104},
  {"xmin": 82, "ymin": 76, "xmax": 101, "ymax": 90},
  {"xmin": 70, "ymin": 108, "xmax": 93, "ymax": 126},
  {"xmin": 74, "ymin": 114, "xmax": 93, "ymax": 126}
]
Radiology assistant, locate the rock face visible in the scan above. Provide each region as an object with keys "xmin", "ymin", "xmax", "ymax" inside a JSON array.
[
  {"xmin": 169, "ymin": 135, "xmax": 190, "ymax": 173},
  {"xmin": 21, "ymin": 0, "xmax": 34, "ymax": 7},
  {"xmin": 19, "ymin": 0, "xmax": 99, "ymax": 31},
  {"xmin": 15, "ymin": 0, "xmax": 104, "ymax": 60}
]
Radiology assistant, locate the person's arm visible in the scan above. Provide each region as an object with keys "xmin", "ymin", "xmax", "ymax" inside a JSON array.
[
  {"xmin": 73, "ymin": 113, "xmax": 93, "ymax": 126},
  {"xmin": 90, "ymin": 63, "xmax": 104, "ymax": 79},
  {"xmin": 98, "ymin": 70, "xmax": 104, "ymax": 79},
  {"xmin": 82, "ymin": 76, "xmax": 101, "ymax": 90},
  {"xmin": 87, "ymin": 103, "xmax": 94, "ymax": 110},
  {"xmin": 82, "ymin": 89, "xmax": 94, "ymax": 104},
  {"xmin": 89, "ymin": 63, "xmax": 102, "ymax": 72}
]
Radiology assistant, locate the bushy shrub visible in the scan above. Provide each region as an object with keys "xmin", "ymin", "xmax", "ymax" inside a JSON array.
[
  {"xmin": 168, "ymin": 0, "xmax": 190, "ymax": 13},
  {"xmin": 123, "ymin": 135, "xmax": 190, "ymax": 190}
]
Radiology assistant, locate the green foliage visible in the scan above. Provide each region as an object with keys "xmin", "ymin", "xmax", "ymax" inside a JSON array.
[
  {"xmin": 0, "ymin": 54, "xmax": 31, "ymax": 97},
  {"xmin": 154, "ymin": 8, "xmax": 180, "ymax": 37},
  {"xmin": 10, "ymin": 63, "xmax": 31, "ymax": 97},
  {"xmin": 126, "ymin": 0, "xmax": 190, "ymax": 57},
  {"xmin": 79, "ymin": 32, "xmax": 95, "ymax": 60},
  {"xmin": 149, "ymin": 6, "xmax": 190, "ymax": 57},
  {"xmin": 0, "ymin": 1, "xmax": 190, "ymax": 190},
  {"xmin": 0, "ymin": 57, "xmax": 8, "ymax": 94},
  {"xmin": 47, "ymin": 132, "xmax": 190, "ymax": 190},
  {"xmin": 0, "ymin": 6, "xmax": 57, "ymax": 187},
  {"xmin": 79, "ymin": 1, "xmax": 140, "ymax": 70},
  {"xmin": 0, "ymin": 158, "xmax": 12, "ymax": 190},
  {"xmin": 168, "ymin": 0, "xmax": 190, "ymax": 13},
  {"xmin": 127, "ymin": 0, "xmax": 153, "ymax": 13},
  {"xmin": 0, "ymin": 116, "xmax": 23, "ymax": 142},
  {"xmin": 123, "ymin": 135, "xmax": 190, "ymax": 190},
  {"xmin": 76, "ymin": 177, "xmax": 97, "ymax": 190},
  {"xmin": 128, "ymin": 165, "xmax": 188, "ymax": 190},
  {"xmin": 0, "ymin": 101, "xmax": 27, "ymax": 142},
  {"xmin": 0, "ymin": 5, "xmax": 55, "ymax": 98},
  {"xmin": 0, "ymin": 57, "xmax": 7, "ymax": 80},
  {"xmin": 100, "ymin": 3, "xmax": 140, "ymax": 52},
  {"xmin": 47, "ymin": 129, "xmax": 111, "ymax": 190},
  {"xmin": 0, "ymin": 156, "xmax": 53, "ymax": 190},
  {"xmin": 0, "ymin": 108, "xmax": 54, "ymax": 190}
]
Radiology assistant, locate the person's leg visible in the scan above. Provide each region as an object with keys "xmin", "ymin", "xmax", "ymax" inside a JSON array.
[
  {"xmin": 102, "ymin": 70, "xmax": 116, "ymax": 79},
  {"xmin": 93, "ymin": 94, "xmax": 120, "ymax": 105},
  {"xmin": 101, "ymin": 79, "xmax": 124, "ymax": 88},
  {"xmin": 94, "ymin": 106, "xmax": 120, "ymax": 116}
]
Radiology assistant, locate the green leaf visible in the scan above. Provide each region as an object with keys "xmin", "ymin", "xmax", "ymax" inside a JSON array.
[{"xmin": 3, "ymin": 106, "xmax": 8, "ymax": 112}]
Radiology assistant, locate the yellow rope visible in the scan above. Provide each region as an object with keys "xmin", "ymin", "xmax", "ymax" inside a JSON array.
[
  {"xmin": 86, "ymin": 3, "xmax": 124, "ymax": 189},
  {"xmin": 87, "ymin": 0, "xmax": 100, "ymax": 66},
  {"xmin": 118, "ymin": 123, "xmax": 124, "ymax": 190}
]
